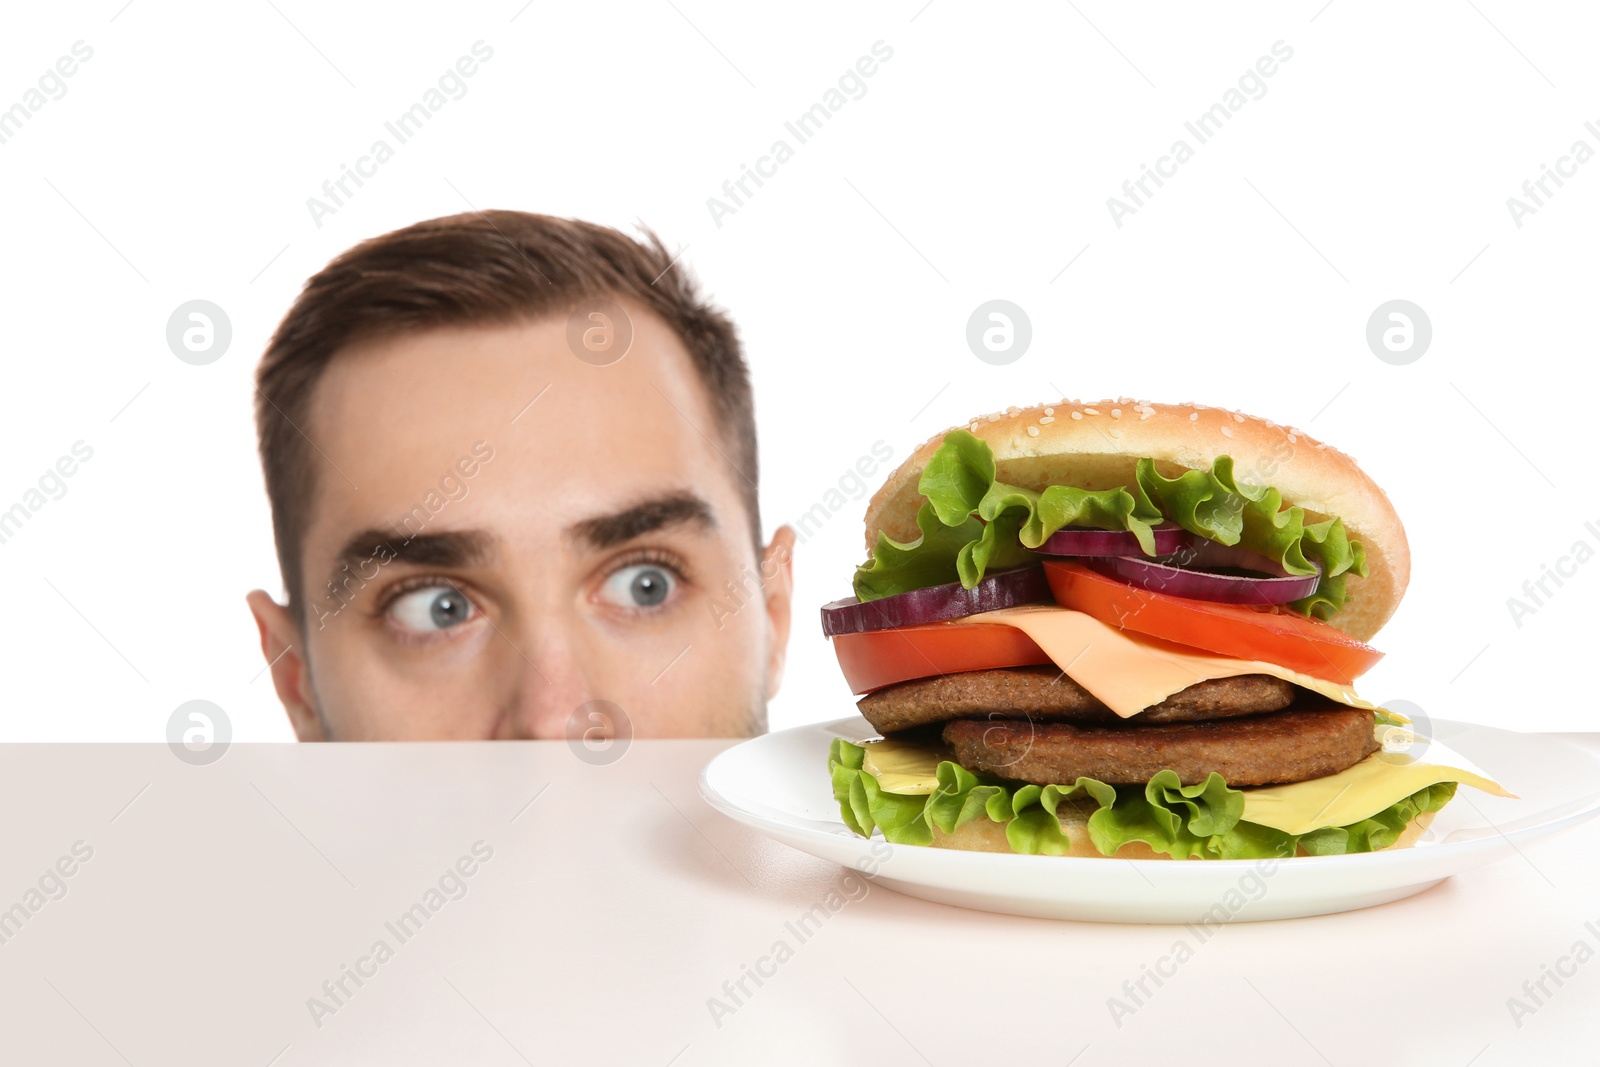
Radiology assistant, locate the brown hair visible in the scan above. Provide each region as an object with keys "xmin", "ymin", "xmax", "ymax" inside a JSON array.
[{"xmin": 255, "ymin": 210, "xmax": 758, "ymax": 619}]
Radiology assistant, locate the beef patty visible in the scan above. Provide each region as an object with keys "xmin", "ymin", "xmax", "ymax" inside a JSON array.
[
  {"xmin": 857, "ymin": 666, "xmax": 1295, "ymax": 735},
  {"xmin": 942, "ymin": 704, "xmax": 1379, "ymax": 787}
]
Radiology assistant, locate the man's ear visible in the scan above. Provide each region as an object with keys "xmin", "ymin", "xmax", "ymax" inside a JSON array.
[
  {"xmin": 759, "ymin": 525, "xmax": 797, "ymax": 701},
  {"xmin": 246, "ymin": 589, "xmax": 326, "ymax": 741}
]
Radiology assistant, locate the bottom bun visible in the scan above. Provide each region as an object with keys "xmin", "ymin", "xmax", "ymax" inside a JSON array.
[{"xmin": 927, "ymin": 807, "xmax": 1437, "ymax": 859}]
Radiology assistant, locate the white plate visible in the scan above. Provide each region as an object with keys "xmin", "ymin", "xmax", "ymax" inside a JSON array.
[{"xmin": 699, "ymin": 716, "xmax": 1600, "ymax": 923}]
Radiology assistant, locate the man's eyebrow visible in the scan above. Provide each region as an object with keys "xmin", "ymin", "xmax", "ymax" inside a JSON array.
[
  {"xmin": 333, "ymin": 528, "xmax": 496, "ymax": 575},
  {"xmin": 565, "ymin": 491, "xmax": 718, "ymax": 552}
]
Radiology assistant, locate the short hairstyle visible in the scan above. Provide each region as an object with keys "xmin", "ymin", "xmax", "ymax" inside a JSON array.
[{"xmin": 255, "ymin": 210, "xmax": 757, "ymax": 621}]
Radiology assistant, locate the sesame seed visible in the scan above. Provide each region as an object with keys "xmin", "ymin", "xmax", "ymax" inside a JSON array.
[
  {"xmin": 1039, "ymin": 415, "xmax": 1055, "ymax": 424},
  {"xmin": 1111, "ymin": 408, "xmax": 1122, "ymax": 418},
  {"xmin": 1044, "ymin": 407, "xmax": 1055, "ymax": 416},
  {"xmin": 1070, "ymin": 411, "xmax": 1083, "ymax": 420},
  {"xmin": 1189, "ymin": 412, "xmax": 1199, "ymax": 421},
  {"xmin": 1026, "ymin": 425, "xmax": 1040, "ymax": 437},
  {"xmin": 1109, "ymin": 427, "xmax": 1123, "ymax": 438},
  {"xmin": 1232, "ymin": 413, "xmax": 1245, "ymax": 423},
  {"xmin": 1005, "ymin": 406, "xmax": 1021, "ymax": 415},
  {"xmin": 1288, "ymin": 433, "xmax": 1298, "ymax": 442},
  {"xmin": 1220, "ymin": 426, "xmax": 1234, "ymax": 438},
  {"xmin": 1084, "ymin": 407, "xmax": 1100, "ymax": 415}
]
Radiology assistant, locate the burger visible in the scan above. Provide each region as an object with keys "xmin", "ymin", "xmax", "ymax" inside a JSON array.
[{"xmin": 825, "ymin": 398, "xmax": 1512, "ymax": 860}]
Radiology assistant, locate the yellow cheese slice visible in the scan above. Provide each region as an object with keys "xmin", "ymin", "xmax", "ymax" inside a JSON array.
[
  {"xmin": 1241, "ymin": 724, "xmax": 1514, "ymax": 834},
  {"xmin": 952, "ymin": 604, "xmax": 1374, "ymax": 718},
  {"xmin": 855, "ymin": 728, "xmax": 1515, "ymax": 834},
  {"xmin": 860, "ymin": 736, "xmax": 953, "ymax": 793}
]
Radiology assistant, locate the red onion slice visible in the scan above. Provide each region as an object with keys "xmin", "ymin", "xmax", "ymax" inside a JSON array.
[
  {"xmin": 822, "ymin": 566, "xmax": 1051, "ymax": 637},
  {"xmin": 1036, "ymin": 522, "xmax": 1193, "ymax": 557},
  {"xmin": 1085, "ymin": 540, "xmax": 1321, "ymax": 605}
]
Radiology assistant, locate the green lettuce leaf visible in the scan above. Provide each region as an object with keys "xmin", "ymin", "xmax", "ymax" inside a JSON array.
[
  {"xmin": 827, "ymin": 739, "xmax": 1454, "ymax": 860},
  {"xmin": 1135, "ymin": 453, "xmax": 1367, "ymax": 619},
  {"xmin": 852, "ymin": 501, "xmax": 986, "ymax": 602},
  {"xmin": 852, "ymin": 429, "xmax": 1367, "ymax": 618}
]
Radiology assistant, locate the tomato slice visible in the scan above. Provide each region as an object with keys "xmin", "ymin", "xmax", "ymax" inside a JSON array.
[
  {"xmin": 831, "ymin": 620, "xmax": 1053, "ymax": 695},
  {"xmin": 1042, "ymin": 560, "xmax": 1382, "ymax": 685}
]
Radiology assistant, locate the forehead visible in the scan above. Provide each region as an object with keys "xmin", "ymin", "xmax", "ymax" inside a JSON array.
[{"xmin": 299, "ymin": 306, "xmax": 746, "ymax": 564}]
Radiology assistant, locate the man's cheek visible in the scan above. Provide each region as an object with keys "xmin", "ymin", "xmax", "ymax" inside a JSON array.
[{"xmin": 306, "ymin": 632, "xmax": 425, "ymax": 738}]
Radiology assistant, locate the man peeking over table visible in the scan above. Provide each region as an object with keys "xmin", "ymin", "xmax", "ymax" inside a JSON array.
[{"xmin": 246, "ymin": 211, "xmax": 795, "ymax": 740}]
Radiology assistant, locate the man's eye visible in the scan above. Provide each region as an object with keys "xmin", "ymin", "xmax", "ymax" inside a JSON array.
[
  {"xmin": 598, "ymin": 564, "xmax": 676, "ymax": 609},
  {"xmin": 387, "ymin": 585, "xmax": 478, "ymax": 633}
]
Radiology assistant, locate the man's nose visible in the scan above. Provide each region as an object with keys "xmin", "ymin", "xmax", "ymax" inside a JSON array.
[{"xmin": 492, "ymin": 631, "xmax": 596, "ymax": 740}]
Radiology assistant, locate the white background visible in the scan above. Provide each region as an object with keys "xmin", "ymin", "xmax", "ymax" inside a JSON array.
[{"xmin": 1, "ymin": 1, "xmax": 1595, "ymax": 740}]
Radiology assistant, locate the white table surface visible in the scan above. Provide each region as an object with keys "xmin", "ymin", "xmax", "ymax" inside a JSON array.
[{"xmin": 2, "ymin": 733, "xmax": 1596, "ymax": 1067}]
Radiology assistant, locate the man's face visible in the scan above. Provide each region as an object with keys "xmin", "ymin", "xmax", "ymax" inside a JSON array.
[{"xmin": 247, "ymin": 305, "xmax": 793, "ymax": 740}]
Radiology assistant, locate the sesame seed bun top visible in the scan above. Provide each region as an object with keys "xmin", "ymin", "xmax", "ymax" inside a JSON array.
[{"xmin": 862, "ymin": 398, "xmax": 1409, "ymax": 642}]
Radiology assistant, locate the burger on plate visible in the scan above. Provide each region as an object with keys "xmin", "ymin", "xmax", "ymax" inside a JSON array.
[{"xmin": 825, "ymin": 398, "xmax": 1511, "ymax": 860}]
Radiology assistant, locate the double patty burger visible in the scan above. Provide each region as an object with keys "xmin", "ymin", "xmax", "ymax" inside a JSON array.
[{"xmin": 825, "ymin": 398, "xmax": 1511, "ymax": 860}]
